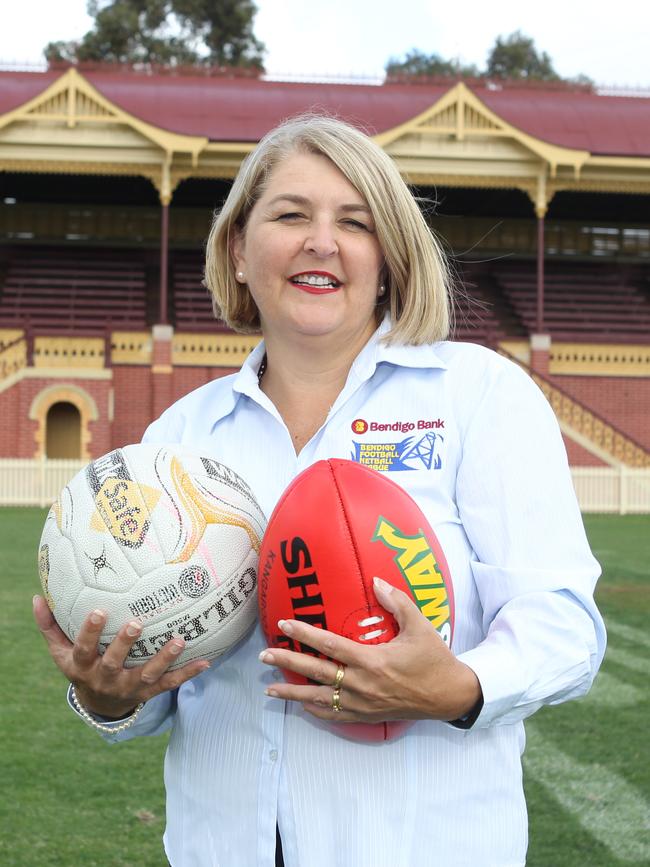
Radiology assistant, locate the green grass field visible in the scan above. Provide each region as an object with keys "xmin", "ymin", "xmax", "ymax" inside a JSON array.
[{"xmin": 1, "ymin": 509, "xmax": 648, "ymax": 866}]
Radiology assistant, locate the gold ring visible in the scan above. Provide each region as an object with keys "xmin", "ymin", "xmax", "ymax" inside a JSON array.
[
  {"xmin": 333, "ymin": 664, "xmax": 345, "ymax": 689},
  {"xmin": 332, "ymin": 687, "xmax": 342, "ymax": 712}
]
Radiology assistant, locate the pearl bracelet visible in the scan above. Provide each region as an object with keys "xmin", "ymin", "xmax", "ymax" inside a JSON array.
[{"xmin": 70, "ymin": 685, "xmax": 145, "ymax": 734}]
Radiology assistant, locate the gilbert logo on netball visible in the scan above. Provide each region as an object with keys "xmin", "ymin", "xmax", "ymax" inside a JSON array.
[{"xmin": 350, "ymin": 418, "xmax": 445, "ymax": 472}]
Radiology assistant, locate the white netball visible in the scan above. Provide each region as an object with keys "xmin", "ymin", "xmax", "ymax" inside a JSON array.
[{"xmin": 38, "ymin": 444, "xmax": 267, "ymax": 669}]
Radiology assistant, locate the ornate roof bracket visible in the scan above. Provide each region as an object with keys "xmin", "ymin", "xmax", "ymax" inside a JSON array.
[
  {"xmin": 0, "ymin": 70, "xmax": 646, "ymax": 201},
  {"xmin": 0, "ymin": 68, "xmax": 208, "ymax": 193},
  {"xmin": 374, "ymin": 82, "xmax": 590, "ymax": 191}
]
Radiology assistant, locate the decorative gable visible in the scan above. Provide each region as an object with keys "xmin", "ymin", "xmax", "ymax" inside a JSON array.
[
  {"xmin": 0, "ymin": 68, "xmax": 208, "ymax": 202},
  {"xmin": 374, "ymin": 82, "xmax": 590, "ymax": 199}
]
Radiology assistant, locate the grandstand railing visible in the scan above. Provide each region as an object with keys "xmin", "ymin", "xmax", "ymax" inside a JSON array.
[
  {"xmin": 0, "ymin": 458, "xmax": 647, "ymax": 513},
  {"xmin": 0, "ymin": 330, "xmax": 114, "ymax": 379},
  {"xmin": 498, "ymin": 347, "xmax": 650, "ymax": 468},
  {"xmin": 2, "ymin": 205, "xmax": 649, "ymax": 259},
  {"xmin": 0, "ymin": 333, "xmax": 28, "ymax": 383}
]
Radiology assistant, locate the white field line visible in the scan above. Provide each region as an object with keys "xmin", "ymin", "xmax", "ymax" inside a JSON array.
[
  {"xmin": 604, "ymin": 646, "xmax": 649, "ymax": 676},
  {"xmin": 524, "ymin": 725, "xmax": 650, "ymax": 864},
  {"xmin": 580, "ymin": 671, "xmax": 644, "ymax": 707},
  {"xmin": 605, "ymin": 619, "xmax": 650, "ymax": 652}
]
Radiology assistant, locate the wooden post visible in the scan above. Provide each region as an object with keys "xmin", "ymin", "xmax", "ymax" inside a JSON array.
[
  {"xmin": 536, "ymin": 215, "xmax": 545, "ymax": 335},
  {"xmin": 530, "ymin": 176, "xmax": 551, "ymax": 376},
  {"xmin": 151, "ymin": 324, "xmax": 173, "ymax": 420},
  {"xmin": 159, "ymin": 201, "xmax": 170, "ymax": 325}
]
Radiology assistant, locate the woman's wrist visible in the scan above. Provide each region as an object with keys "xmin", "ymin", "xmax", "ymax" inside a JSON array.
[
  {"xmin": 72, "ymin": 684, "xmax": 139, "ymax": 721},
  {"xmin": 70, "ymin": 685, "xmax": 145, "ymax": 733},
  {"xmin": 444, "ymin": 661, "xmax": 483, "ymax": 722}
]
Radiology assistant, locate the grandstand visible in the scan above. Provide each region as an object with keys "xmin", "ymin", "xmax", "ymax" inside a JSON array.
[
  {"xmin": 0, "ymin": 246, "xmax": 148, "ymax": 333},
  {"xmin": 492, "ymin": 261, "xmax": 650, "ymax": 342},
  {"xmin": 0, "ymin": 65, "xmax": 649, "ymax": 495},
  {"xmin": 170, "ymin": 251, "xmax": 217, "ymax": 333}
]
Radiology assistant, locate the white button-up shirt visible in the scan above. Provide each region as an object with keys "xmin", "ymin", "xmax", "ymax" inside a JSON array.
[{"xmin": 87, "ymin": 318, "xmax": 605, "ymax": 867}]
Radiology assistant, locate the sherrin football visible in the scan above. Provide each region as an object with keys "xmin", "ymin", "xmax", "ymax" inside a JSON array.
[
  {"xmin": 258, "ymin": 458, "xmax": 455, "ymax": 741},
  {"xmin": 38, "ymin": 444, "xmax": 266, "ymax": 669}
]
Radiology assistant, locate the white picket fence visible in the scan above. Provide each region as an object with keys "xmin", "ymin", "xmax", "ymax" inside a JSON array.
[
  {"xmin": 0, "ymin": 458, "xmax": 649, "ymax": 514},
  {"xmin": 0, "ymin": 459, "xmax": 85, "ymax": 508},
  {"xmin": 570, "ymin": 467, "xmax": 650, "ymax": 515}
]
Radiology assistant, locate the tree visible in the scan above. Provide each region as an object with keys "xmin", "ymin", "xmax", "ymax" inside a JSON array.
[
  {"xmin": 386, "ymin": 32, "xmax": 592, "ymax": 87},
  {"xmin": 486, "ymin": 30, "xmax": 559, "ymax": 81},
  {"xmin": 385, "ymin": 48, "xmax": 480, "ymax": 80},
  {"xmin": 44, "ymin": 0, "xmax": 265, "ymax": 70}
]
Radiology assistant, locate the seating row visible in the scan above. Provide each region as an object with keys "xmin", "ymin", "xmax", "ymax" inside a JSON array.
[{"xmin": 1, "ymin": 249, "xmax": 648, "ymax": 343}]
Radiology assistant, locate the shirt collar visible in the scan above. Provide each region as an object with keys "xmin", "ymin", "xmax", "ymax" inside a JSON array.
[
  {"xmin": 349, "ymin": 315, "xmax": 448, "ymax": 385},
  {"xmin": 232, "ymin": 338, "xmax": 267, "ymax": 398},
  {"xmin": 220, "ymin": 316, "xmax": 447, "ymax": 427}
]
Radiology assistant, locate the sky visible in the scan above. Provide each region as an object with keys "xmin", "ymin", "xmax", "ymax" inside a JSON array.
[{"xmin": 0, "ymin": 0, "xmax": 649, "ymax": 88}]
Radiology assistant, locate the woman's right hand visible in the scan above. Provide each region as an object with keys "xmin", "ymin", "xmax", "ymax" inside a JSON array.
[{"xmin": 33, "ymin": 595, "xmax": 210, "ymax": 719}]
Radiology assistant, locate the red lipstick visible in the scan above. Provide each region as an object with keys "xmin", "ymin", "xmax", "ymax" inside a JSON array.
[{"xmin": 288, "ymin": 270, "xmax": 341, "ymax": 294}]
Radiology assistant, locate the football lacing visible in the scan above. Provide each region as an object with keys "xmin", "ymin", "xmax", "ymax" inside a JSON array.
[{"xmin": 357, "ymin": 614, "xmax": 386, "ymax": 641}]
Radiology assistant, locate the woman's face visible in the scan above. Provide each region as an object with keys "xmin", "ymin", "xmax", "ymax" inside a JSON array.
[{"xmin": 231, "ymin": 150, "xmax": 384, "ymax": 348}]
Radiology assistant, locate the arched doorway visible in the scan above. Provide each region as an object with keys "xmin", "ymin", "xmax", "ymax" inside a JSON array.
[
  {"xmin": 45, "ymin": 402, "xmax": 82, "ymax": 459},
  {"xmin": 30, "ymin": 384, "xmax": 99, "ymax": 459}
]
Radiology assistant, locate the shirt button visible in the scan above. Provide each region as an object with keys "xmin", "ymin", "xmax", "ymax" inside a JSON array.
[{"xmin": 269, "ymin": 749, "xmax": 278, "ymax": 762}]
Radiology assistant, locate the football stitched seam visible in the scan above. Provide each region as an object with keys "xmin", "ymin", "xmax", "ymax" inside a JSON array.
[{"xmin": 327, "ymin": 461, "xmax": 371, "ymax": 616}]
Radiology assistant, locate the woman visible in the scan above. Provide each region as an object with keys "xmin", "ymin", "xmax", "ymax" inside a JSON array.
[{"xmin": 34, "ymin": 114, "xmax": 606, "ymax": 867}]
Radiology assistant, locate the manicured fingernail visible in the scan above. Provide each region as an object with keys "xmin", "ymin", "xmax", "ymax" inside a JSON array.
[
  {"xmin": 90, "ymin": 609, "xmax": 105, "ymax": 624},
  {"xmin": 278, "ymin": 619, "xmax": 293, "ymax": 635},
  {"xmin": 265, "ymin": 688, "xmax": 279, "ymax": 697},
  {"xmin": 170, "ymin": 641, "xmax": 184, "ymax": 655},
  {"xmin": 374, "ymin": 576, "xmax": 393, "ymax": 594},
  {"xmin": 259, "ymin": 650, "xmax": 274, "ymax": 663},
  {"xmin": 126, "ymin": 621, "xmax": 141, "ymax": 637}
]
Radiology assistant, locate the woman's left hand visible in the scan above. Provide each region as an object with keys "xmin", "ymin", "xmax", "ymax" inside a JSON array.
[{"xmin": 259, "ymin": 576, "xmax": 482, "ymax": 724}]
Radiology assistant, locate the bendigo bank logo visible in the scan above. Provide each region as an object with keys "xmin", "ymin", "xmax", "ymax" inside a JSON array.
[
  {"xmin": 350, "ymin": 418, "xmax": 445, "ymax": 472},
  {"xmin": 351, "ymin": 418, "xmax": 444, "ymax": 435},
  {"xmin": 372, "ymin": 517, "xmax": 453, "ymax": 647}
]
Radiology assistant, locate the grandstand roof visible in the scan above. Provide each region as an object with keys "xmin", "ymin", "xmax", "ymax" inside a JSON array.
[{"xmin": 1, "ymin": 68, "xmax": 649, "ymax": 157}]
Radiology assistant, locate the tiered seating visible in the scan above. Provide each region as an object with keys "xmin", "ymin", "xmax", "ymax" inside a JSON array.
[
  {"xmin": 452, "ymin": 288, "xmax": 502, "ymax": 344},
  {"xmin": 0, "ymin": 248, "xmax": 147, "ymax": 333},
  {"xmin": 171, "ymin": 255, "xmax": 524, "ymax": 343},
  {"xmin": 494, "ymin": 263, "xmax": 650, "ymax": 341},
  {"xmin": 7, "ymin": 247, "xmax": 641, "ymax": 345},
  {"xmin": 171, "ymin": 253, "xmax": 224, "ymax": 331},
  {"xmin": 451, "ymin": 264, "xmax": 523, "ymax": 345}
]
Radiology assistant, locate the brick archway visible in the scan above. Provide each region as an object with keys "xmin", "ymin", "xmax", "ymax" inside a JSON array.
[{"xmin": 29, "ymin": 384, "xmax": 99, "ymax": 459}]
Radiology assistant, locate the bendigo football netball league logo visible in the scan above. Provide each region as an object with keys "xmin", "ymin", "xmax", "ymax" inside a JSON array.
[{"xmin": 372, "ymin": 516, "xmax": 453, "ymax": 647}]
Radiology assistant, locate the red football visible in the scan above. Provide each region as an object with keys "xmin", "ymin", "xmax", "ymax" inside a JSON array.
[{"xmin": 258, "ymin": 458, "xmax": 455, "ymax": 742}]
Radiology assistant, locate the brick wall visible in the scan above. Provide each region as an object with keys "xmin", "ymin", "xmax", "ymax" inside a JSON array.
[
  {"xmin": 0, "ymin": 384, "xmax": 20, "ymax": 456},
  {"xmin": 111, "ymin": 366, "xmax": 152, "ymax": 449},
  {"xmin": 2, "ymin": 365, "xmax": 647, "ymax": 464},
  {"xmin": 562, "ymin": 434, "xmax": 608, "ymax": 467},
  {"xmin": 172, "ymin": 366, "xmax": 236, "ymax": 404},
  {"xmin": 110, "ymin": 365, "xmax": 237, "ymax": 449},
  {"xmin": 0, "ymin": 376, "xmax": 111, "ymax": 458},
  {"xmin": 552, "ymin": 375, "xmax": 650, "ymax": 451}
]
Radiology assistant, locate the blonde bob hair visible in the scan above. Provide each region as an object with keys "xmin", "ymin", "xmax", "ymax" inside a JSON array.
[{"xmin": 204, "ymin": 113, "xmax": 452, "ymax": 345}]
